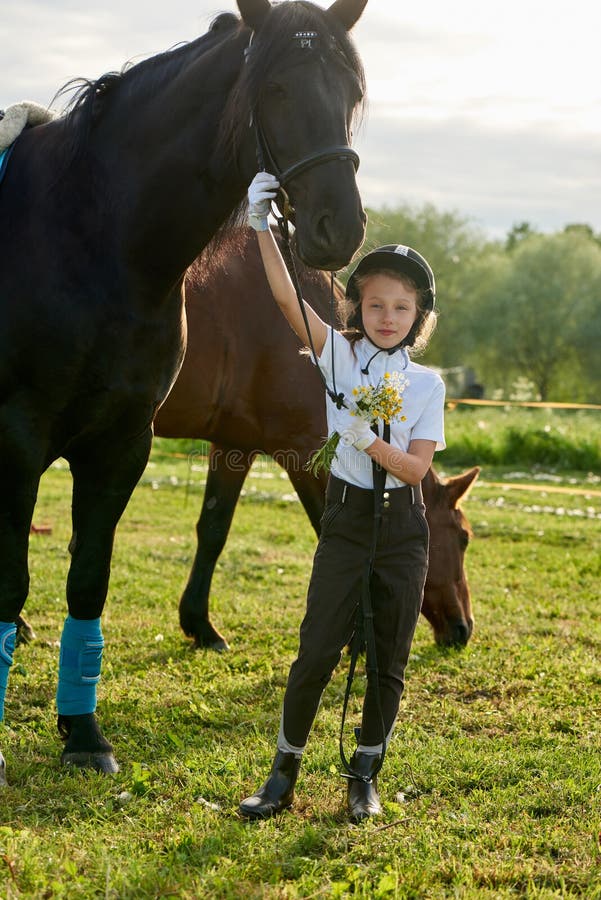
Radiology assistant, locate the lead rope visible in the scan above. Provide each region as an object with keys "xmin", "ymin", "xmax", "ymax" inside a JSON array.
[{"xmin": 274, "ymin": 211, "xmax": 346, "ymax": 410}]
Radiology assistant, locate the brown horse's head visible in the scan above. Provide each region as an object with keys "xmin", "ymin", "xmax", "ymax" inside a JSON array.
[{"xmin": 422, "ymin": 466, "xmax": 480, "ymax": 648}]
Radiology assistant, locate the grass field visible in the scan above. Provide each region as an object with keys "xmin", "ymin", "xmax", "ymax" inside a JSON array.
[{"xmin": 1, "ymin": 413, "xmax": 600, "ymax": 898}]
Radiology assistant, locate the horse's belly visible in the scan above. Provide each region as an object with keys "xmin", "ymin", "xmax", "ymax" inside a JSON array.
[{"xmin": 0, "ymin": 291, "xmax": 185, "ymax": 460}]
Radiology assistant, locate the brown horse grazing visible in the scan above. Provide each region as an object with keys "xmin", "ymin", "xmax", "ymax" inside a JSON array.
[
  {"xmin": 0, "ymin": 0, "xmax": 368, "ymax": 782},
  {"xmin": 420, "ymin": 466, "xmax": 479, "ymax": 645},
  {"xmin": 155, "ymin": 227, "xmax": 480, "ymax": 650}
]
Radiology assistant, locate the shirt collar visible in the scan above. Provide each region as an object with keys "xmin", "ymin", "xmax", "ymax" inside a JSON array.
[{"xmin": 358, "ymin": 336, "xmax": 409, "ymax": 373}]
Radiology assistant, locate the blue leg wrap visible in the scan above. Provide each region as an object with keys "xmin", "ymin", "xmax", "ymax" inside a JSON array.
[
  {"xmin": 0, "ymin": 621, "xmax": 17, "ymax": 723},
  {"xmin": 56, "ymin": 615, "xmax": 104, "ymax": 716}
]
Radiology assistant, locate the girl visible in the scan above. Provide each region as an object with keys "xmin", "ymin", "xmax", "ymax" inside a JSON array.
[{"xmin": 239, "ymin": 172, "xmax": 445, "ymax": 822}]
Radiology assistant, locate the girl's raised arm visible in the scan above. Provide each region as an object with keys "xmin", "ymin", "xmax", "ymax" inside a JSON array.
[{"xmin": 248, "ymin": 173, "xmax": 328, "ymax": 357}]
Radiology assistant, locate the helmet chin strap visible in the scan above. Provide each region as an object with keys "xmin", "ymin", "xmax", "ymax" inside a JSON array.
[{"xmin": 360, "ymin": 339, "xmax": 407, "ymax": 376}]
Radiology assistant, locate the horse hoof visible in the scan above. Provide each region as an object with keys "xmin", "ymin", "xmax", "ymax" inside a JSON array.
[
  {"xmin": 57, "ymin": 713, "xmax": 119, "ymax": 774},
  {"xmin": 213, "ymin": 637, "xmax": 230, "ymax": 652},
  {"xmin": 61, "ymin": 750, "xmax": 120, "ymax": 774},
  {"xmin": 193, "ymin": 634, "xmax": 230, "ymax": 652},
  {"xmin": 0, "ymin": 751, "xmax": 8, "ymax": 787},
  {"xmin": 16, "ymin": 616, "xmax": 36, "ymax": 645},
  {"xmin": 183, "ymin": 619, "xmax": 230, "ymax": 651}
]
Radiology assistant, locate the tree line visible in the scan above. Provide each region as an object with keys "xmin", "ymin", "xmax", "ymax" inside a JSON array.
[{"xmin": 352, "ymin": 208, "xmax": 601, "ymax": 403}]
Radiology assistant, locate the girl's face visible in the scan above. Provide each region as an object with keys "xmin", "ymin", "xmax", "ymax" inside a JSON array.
[{"xmin": 359, "ymin": 273, "xmax": 419, "ymax": 349}]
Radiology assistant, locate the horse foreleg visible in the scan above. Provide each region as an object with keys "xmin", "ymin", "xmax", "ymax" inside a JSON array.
[
  {"xmin": 58, "ymin": 433, "xmax": 152, "ymax": 773},
  {"xmin": 0, "ymin": 439, "xmax": 43, "ymax": 786},
  {"xmin": 179, "ymin": 444, "xmax": 255, "ymax": 650},
  {"xmin": 286, "ymin": 464, "xmax": 327, "ymax": 536}
]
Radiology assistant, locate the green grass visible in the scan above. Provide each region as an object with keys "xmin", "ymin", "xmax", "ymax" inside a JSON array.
[
  {"xmin": 1, "ymin": 433, "xmax": 600, "ymax": 898},
  {"xmin": 443, "ymin": 407, "xmax": 601, "ymax": 470}
]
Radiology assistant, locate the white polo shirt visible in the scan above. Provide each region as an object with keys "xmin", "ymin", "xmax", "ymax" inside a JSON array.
[{"xmin": 315, "ymin": 327, "xmax": 446, "ymax": 489}]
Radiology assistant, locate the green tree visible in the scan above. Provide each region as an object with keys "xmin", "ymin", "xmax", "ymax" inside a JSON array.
[
  {"xmin": 505, "ymin": 221, "xmax": 538, "ymax": 252},
  {"xmin": 344, "ymin": 206, "xmax": 601, "ymax": 402},
  {"xmin": 474, "ymin": 231, "xmax": 601, "ymax": 401},
  {"xmin": 451, "ymin": 249, "xmax": 510, "ymax": 395},
  {"xmin": 563, "ymin": 223, "xmax": 601, "ymax": 249}
]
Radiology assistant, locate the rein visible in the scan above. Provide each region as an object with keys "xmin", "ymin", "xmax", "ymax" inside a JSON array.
[
  {"xmin": 249, "ymin": 32, "xmax": 359, "ymax": 407},
  {"xmin": 338, "ymin": 436, "xmax": 389, "ymax": 783},
  {"xmin": 272, "ymin": 204, "xmax": 388, "ymax": 787},
  {"xmin": 248, "ymin": 24, "xmax": 387, "ymax": 784},
  {"xmin": 273, "ymin": 210, "xmax": 345, "ymax": 410}
]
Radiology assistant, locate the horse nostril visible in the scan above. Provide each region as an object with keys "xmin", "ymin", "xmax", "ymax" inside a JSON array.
[
  {"xmin": 438, "ymin": 620, "xmax": 471, "ymax": 648},
  {"xmin": 302, "ymin": 207, "xmax": 365, "ymax": 268},
  {"xmin": 313, "ymin": 212, "xmax": 334, "ymax": 249},
  {"xmin": 453, "ymin": 621, "xmax": 471, "ymax": 646}
]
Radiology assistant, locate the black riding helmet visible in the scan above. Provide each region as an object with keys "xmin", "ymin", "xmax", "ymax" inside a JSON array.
[
  {"xmin": 345, "ymin": 244, "xmax": 436, "ymax": 350},
  {"xmin": 346, "ymin": 244, "xmax": 436, "ymax": 308}
]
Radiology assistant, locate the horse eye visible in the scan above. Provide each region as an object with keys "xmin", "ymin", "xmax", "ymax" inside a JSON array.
[{"xmin": 459, "ymin": 530, "xmax": 470, "ymax": 549}]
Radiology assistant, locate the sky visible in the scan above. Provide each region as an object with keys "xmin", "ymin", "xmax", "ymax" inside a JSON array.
[{"xmin": 2, "ymin": 0, "xmax": 600, "ymax": 238}]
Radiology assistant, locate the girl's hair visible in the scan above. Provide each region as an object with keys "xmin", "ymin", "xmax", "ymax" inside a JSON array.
[{"xmin": 340, "ymin": 267, "xmax": 437, "ymax": 356}]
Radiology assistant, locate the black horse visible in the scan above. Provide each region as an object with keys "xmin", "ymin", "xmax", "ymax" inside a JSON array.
[{"xmin": 0, "ymin": 0, "xmax": 368, "ymax": 783}]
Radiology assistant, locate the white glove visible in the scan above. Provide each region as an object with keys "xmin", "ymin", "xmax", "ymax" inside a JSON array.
[
  {"xmin": 338, "ymin": 411, "xmax": 377, "ymax": 452},
  {"xmin": 248, "ymin": 171, "xmax": 279, "ymax": 231}
]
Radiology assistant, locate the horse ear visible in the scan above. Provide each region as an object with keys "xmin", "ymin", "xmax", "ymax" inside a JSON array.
[
  {"xmin": 237, "ymin": 0, "xmax": 271, "ymax": 31},
  {"xmin": 327, "ymin": 0, "xmax": 368, "ymax": 30},
  {"xmin": 445, "ymin": 466, "xmax": 480, "ymax": 508}
]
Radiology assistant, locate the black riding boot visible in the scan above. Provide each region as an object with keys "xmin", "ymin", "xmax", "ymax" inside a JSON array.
[
  {"xmin": 239, "ymin": 750, "xmax": 301, "ymax": 820},
  {"xmin": 347, "ymin": 751, "xmax": 382, "ymax": 822}
]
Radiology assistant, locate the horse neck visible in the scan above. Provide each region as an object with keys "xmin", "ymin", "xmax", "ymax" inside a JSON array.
[{"xmin": 91, "ymin": 30, "xmax": 251, "ymax": 290}]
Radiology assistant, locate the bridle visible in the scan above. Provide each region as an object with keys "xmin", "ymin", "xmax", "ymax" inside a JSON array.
[
  {"xmin": 254, "ymin": 116, "xmax": 360, "ymax": 219},
  {"xmin": 245, "ymin": 26, "xmax": 360, "ymax": 410},
  {"xmin": 247, "ymin": 29, "xmax": 360, "ymax": 219}
]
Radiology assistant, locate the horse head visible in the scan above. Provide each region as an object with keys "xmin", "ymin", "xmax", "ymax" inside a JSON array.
[
  {"xmin": 421, "ymin": 466, "xmax": 480, "ymax": 648},
  {"xmin": 234, "ymin": 0, "xmax": 368, "ymax": 269}
]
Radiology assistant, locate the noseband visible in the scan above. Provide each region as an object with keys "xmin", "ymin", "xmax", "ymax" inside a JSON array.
[
  {"xmin": 254, "ymin": 117, "xmax": 359, "ymax": 218},
  {"xmin": 247, "ymin": 29, "xmax": 360, "ymax": 219}
]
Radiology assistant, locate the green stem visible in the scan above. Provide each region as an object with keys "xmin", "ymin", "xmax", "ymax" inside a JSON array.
[{"xmin": 305, "ymin": 432, "xmax": 341, "ymax": 477}]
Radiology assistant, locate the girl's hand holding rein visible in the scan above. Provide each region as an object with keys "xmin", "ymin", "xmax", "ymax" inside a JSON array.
[{"xmin": 247, "ymin": 172, "xmax": 279, "ymax": 232}]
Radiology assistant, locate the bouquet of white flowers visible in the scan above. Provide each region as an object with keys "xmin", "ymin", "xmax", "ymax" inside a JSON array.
[{"xmin": 307, "ymin": 371, "xmax": 410, "ymax": 476}]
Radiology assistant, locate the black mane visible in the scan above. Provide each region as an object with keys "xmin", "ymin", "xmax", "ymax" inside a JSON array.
[
  {"xmin": 50, "ymin": 3, "xmax": 364, "ymax": 172},
  {"xmin": 53, "ymin": 13, "xmax": 242, "ymax": 161}
]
